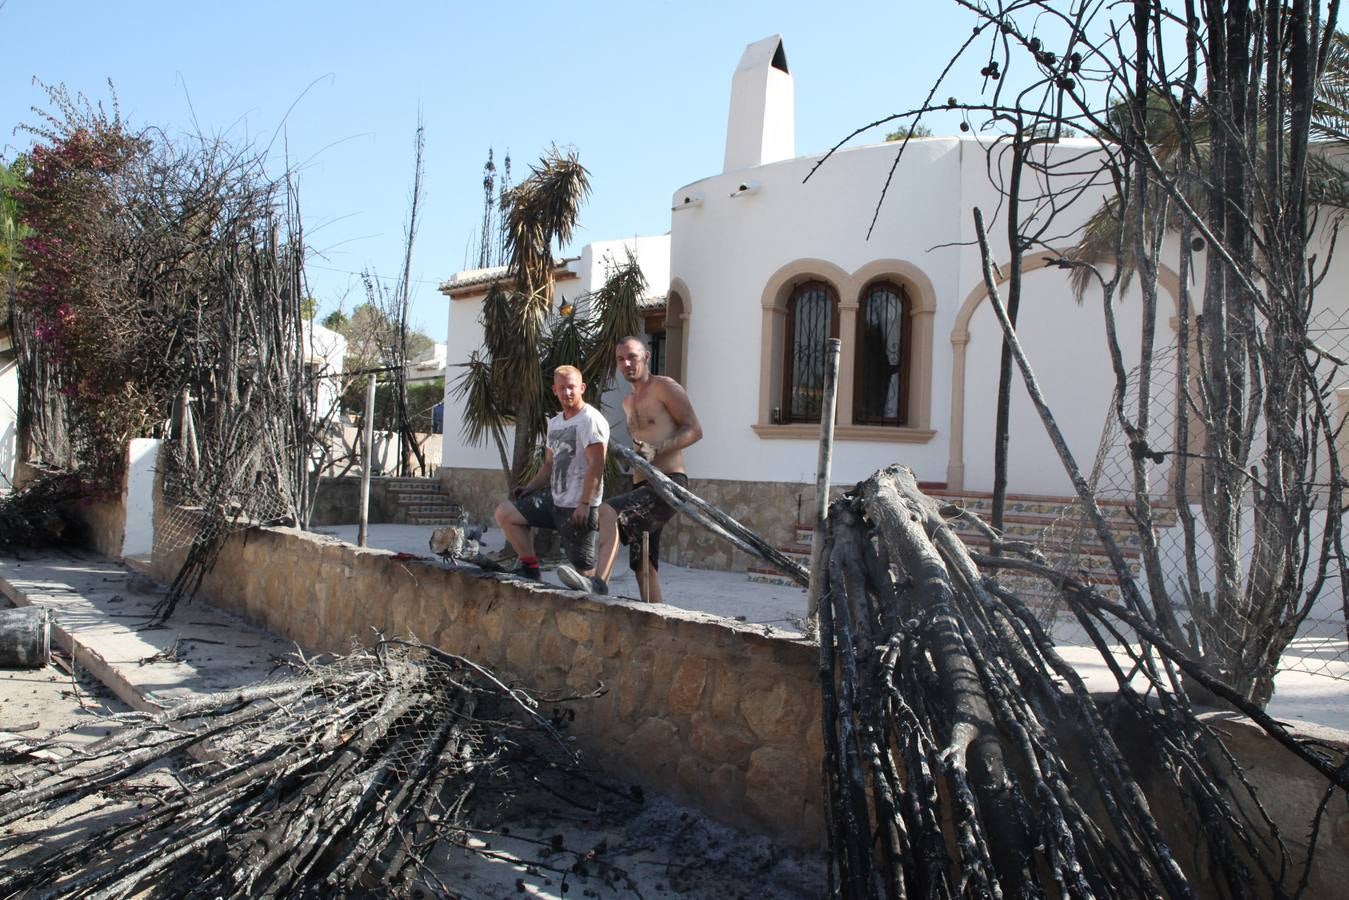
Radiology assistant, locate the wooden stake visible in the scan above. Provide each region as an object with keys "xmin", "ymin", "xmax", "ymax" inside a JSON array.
[{"xmin": 641, "ymin": 531, "xmax": 651, "ymax": 602}]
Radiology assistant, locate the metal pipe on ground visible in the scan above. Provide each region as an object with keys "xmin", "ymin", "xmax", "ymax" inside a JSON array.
[{"xmin": 0, "ymin": 606, "xmax": 51, "ymax": 668}]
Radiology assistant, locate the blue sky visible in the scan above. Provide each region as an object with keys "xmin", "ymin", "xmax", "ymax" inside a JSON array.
[{"xmin": 2, "ymin": 1, "xmax": 1014, "ymax": 335}]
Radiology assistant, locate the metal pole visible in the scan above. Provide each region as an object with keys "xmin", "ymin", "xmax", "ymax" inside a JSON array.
[
  {"xmin": 806, "ymin": 338, "xmax": 841, "ymax": 620},
  {"xmin": 358, "ymin": 374, "xmax": 376, "ymax": 548}
]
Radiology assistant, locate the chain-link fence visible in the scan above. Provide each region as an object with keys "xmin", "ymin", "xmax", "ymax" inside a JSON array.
[
  {"xmin": 155, "ymin": 435, "xmax": 298, "ymax": 558},
  {"xmin": 1032, "ymin": 316, "xmax": 1349, "ymax": 685}
]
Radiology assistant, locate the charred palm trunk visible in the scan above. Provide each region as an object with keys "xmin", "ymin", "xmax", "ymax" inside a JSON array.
[{"xmin": 817, "ymin": 463, "xmax": 1343, "ymax": 898}]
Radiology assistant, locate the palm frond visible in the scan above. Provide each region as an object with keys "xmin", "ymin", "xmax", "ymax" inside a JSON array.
[
  {"xmin": 529, "ymin": 147, "xmax": 590, "ymax": 250},
  {"xmin": 1313, "ymin": 30, "xmax": 1349, "ymax": 140},
  {"xmin": 449, "ymin": 352, "xmax": 513, "ymax": 446},
  {"xmin": 481, "ymin": 283, "xmax": 544, "ymax": 400},
  {"xmin": 1307, "ymin": 147, "xmax": 1349, "ymax": 209},
  {"xmin": 583, "ymin": 251, "xmax": 646, "ymax": 388},
  {"xmin": 479, "ymin": 283, "xmax": 518, "ymax": 360}
]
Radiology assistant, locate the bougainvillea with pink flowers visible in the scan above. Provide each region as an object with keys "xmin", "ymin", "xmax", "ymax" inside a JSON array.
[
  {"xmin": 10, "ymin": 90, "xmax": 149, "ymax": 488},
  {"xmin": 10, "ymin": 85, "xmax": 299, "ymax": 491}
]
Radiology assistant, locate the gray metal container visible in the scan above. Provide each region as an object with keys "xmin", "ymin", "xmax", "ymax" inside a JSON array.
[{"xmin": 0, "ymin": 606, "xmax": 52, "ymax": 668}]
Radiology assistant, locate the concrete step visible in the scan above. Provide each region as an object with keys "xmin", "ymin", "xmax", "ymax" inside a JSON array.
[
  {"xmin": 754, "ymin": 485, "xmax": 1170, "ymax": 589},
  {"xmin": 385, "ymin": 479, "xmax": 463, "ymax": 524},
  {"xmin": 384, "ymin": 477, "xmax": 441, "ymax": 488},
  {"xmin": 761, "ymin": 518, "xmax": 1141, "ymax": 588},
  {"xmin": 955, "ymin": 530, "xmax": 1146, "ymax": 563},
  {"xmin": 929, "ymin": 490, "xmax": 1178, "ymax": 528},
  {"xmin": 742, "ymin": 563, "xmax": 1117, "ymax": 611},
  {"xmin": 389, "ymin": 490, "xmax": 457, "ymax": 502},
  {"xmin": 786, "ymin": 525, "xmax": 1145, "ymax": 559},
  {"xmin": 389, "ymin": 490, "xmax": 453, "ymax": 501}
]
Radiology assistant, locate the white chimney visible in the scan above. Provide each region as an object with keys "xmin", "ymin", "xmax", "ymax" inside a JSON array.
[{"xmin": 723, "ymin": 35, "xmax": 795, "ymax": 174}]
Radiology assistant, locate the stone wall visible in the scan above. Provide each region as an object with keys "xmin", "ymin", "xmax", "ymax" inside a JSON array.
[
  {"xmin": 146, "ymin": 512, "xmax": 1349, "ymax": 889},
  {"xmin": 78, "ymin": 498, "xmax": 127, "ymax": 559},
  {"xmin": 13, "ymin": 461, "xmax": 123, "ymax": 555},
  {"xmin": 148, "ymin": 523, "xmax": 825, "ymax": 846},
  {"xmin": 1124, "ymin": 711, "xmax": 1349, "ymax": 899}
]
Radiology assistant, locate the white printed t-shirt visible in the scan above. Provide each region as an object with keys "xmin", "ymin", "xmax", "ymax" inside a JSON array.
[{"xmin": 546, "ymin": 404, "xmax": 610, "ymax": 509}]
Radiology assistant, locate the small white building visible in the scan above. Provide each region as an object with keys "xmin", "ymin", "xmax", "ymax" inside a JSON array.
[
  {"xmin": 302, "ymin": 320, "xmax": 347, "ymax": 424},
  {"xmin": 406, "ymin": 343, "xmax": 447, "ymax": 385}
]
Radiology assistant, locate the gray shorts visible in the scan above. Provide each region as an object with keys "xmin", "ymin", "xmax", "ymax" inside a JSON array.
[
  {"xmin": 512, "ymin": 489, "xmax": 599, "ymax": 571},
  {"xmin": 609, "ymin": 472, "xmax": 688, "ymax": 572}
]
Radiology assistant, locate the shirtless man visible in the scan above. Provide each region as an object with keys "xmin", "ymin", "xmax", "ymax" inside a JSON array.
[{"xmin": 557, "ymin": 336, "xmax": 702, "ymax": 602}]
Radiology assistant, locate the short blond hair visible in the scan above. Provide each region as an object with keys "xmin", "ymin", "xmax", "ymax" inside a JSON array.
[{"xmin": 553, "ymin": 364, "xmax": 583, "ymax": 382}]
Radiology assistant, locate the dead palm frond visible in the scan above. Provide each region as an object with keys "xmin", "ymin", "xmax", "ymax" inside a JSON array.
[
  {"xmin": 452, "ymin": 353, "xmax": 512, "ymax": 442},
  {"xmin": 480, "ymin": 282, "xmax": 519, "ymax": 361},
  {"xmin": 504, "ymin": 146, "xmax": 590, "ymax": 317},
  {"xmin": 481, "ymin": 282, "xmax": 544, "ymax": 396}
]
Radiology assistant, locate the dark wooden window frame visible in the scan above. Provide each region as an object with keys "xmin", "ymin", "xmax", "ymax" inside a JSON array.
[
  {"xmin": 781, "ymin": 280, "xmax": 840, "ymax": 424},
  {"xmin": 853, "ymin": 281, "xmax": 911, "ymax": 426}
]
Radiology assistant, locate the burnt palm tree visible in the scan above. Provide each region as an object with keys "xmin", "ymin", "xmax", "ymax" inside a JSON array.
[
  {"xmin": 1046, "ymin": 12, "xmax": 1349, "ymax": 707},
  {"xmin": 452, "ymin": 147, "xmax": 643, "ymax": 485}
]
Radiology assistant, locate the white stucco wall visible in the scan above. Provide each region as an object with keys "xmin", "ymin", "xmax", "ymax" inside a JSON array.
[
  {"xmin": 0, "ymin": 357, "xmax": 18, "ymax": 491},
  {"xmin": 302, "ymin": 321, "xmax": 347, "ymax": 423},
  {"xmin": 122, "ymin": 438, "xmax": 160, "ymax": 557}
]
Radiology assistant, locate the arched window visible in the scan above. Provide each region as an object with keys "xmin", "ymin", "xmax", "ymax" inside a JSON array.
[
  {"xmin": 854, "ymin": 281, "xmax": 910, "ymax": 425},
  {"xmin": 783, "ymin": 281, "xmax": 839, "ymax": 422}
]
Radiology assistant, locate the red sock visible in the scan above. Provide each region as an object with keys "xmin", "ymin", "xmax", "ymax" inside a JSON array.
[{"xmin": 520, "ymin": 556, "xmax": 539, "ymax": 567}]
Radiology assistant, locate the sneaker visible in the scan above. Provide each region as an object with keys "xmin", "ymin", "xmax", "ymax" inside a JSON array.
[
  {"xmin": 517, "ymin": 562, "xmax": 542, "ymax": 582},
  {"xmin": 557, "ymin": 565, "xmax": 608, "ymax": 595}
]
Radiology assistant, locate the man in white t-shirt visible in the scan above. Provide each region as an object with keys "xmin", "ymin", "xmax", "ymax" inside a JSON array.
[{"xmin": 493, "ymin": 365, "xmax": 610, "ymax": 582}]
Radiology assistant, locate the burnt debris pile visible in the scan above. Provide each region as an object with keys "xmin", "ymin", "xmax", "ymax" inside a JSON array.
[
  {"xmin": 817, "ymin": 464, "xmax": 1347, "ymax": 899},
  {"xmin": 0, "ymin": 639, "xmax": 627, "ymax": 898}
]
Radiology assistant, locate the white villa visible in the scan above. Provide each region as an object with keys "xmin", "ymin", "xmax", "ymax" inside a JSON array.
[{"xmin": 437, "ymin": 35, "xmax": 1349, "ymax": 575}]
